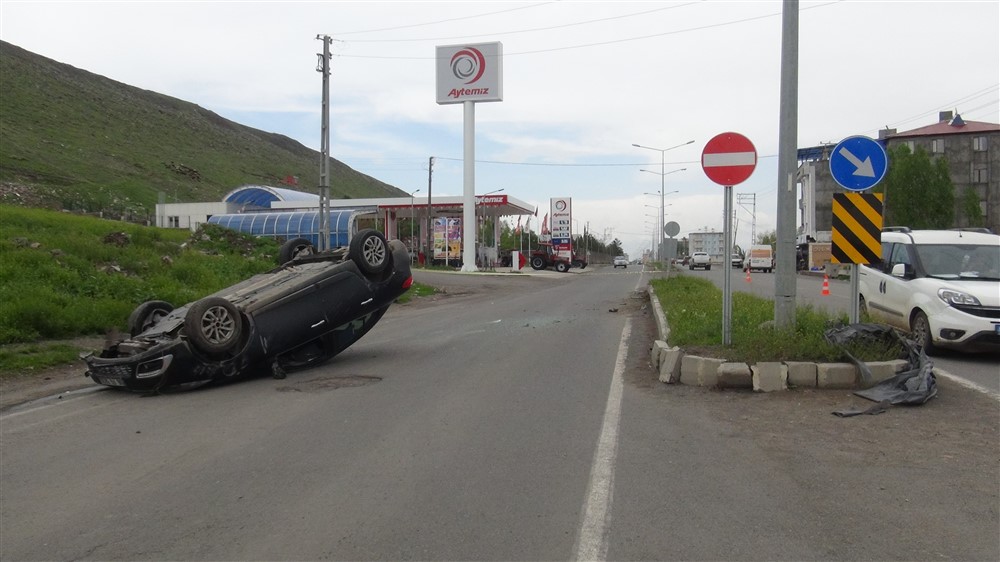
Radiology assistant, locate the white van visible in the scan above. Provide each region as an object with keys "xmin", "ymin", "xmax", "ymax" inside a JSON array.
[{"xmin": 744, "ymin": 245, "xmax": 774, "ymax": 273}]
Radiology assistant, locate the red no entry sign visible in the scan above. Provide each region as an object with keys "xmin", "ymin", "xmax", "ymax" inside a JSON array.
[{"xmin": 702, "ymin": 132, "xmax": 757, "ymax": 186}]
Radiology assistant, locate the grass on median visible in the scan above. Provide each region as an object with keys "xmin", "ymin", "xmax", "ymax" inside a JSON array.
[{"xmin": 649, "ymin": 275, "xmax": 902, "ymax": 364}]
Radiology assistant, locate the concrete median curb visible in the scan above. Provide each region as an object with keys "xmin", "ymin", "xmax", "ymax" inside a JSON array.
[{"xmin": 646, "ymin": 286, "xmax": 908, "ymax": 392}]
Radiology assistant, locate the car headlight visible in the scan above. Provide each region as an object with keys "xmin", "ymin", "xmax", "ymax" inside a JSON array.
[{"xmin": 938, "ymin": 289, "xmax": 981, "ymax": 307}]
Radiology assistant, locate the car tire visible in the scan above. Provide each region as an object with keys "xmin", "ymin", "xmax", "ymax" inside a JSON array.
[
  {"xmin": 127, "ymin": 300, "xmax": 174, "ymax": 337},
  {"xmin": 910, "ymin": 310, "xmax": 937, "ymax": 354},
  {"xmin": 689, "ymin": 264, "xmax": 694, "ymax": 270},
  {"xmin": 278, "ymin": 237, "xmax": 314, "ymax": 264},
  {"xmin": 185, "ymin": 297, "xmax": 243, "ymax": 355},
  {"xmin": 706, "ymin": 264, "xmax": 711, "ymax": 270},
  {"xmin": 350, "ymin": 229, "xmax": 391, "ymax": 275},
  {"xmin": 556, "ymin": 261, "xmax": 570, "ymax": 273},
  {"xmin": 530, "ymin": 256, "xmax": 546, "ymax": 270},
  {"xmin": 858, "ymin": 295, "xmax": 868, "ymax": 318}
]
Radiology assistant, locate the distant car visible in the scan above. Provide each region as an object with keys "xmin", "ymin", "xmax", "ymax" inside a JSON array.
[
  {"xmin": 689, "ymin": 252, "xmax": 711, "ymax": 270},
  {"xmin": 858, "ymin": 228, "xmax": 999, "ymax": 353},
  {"xmin": 731, "ymin": 253, "xmax": 744, "ymax": 268},
  {"xmin": 83, "ymin": 230, "xmax": 413, "ymax": 392},
  {"xmin": 613, "ymin": 256, "xmax": 628, "ymax": 268}
]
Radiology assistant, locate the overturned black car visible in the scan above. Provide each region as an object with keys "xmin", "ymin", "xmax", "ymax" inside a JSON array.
[{"xmin": 83, "ymin": 229, "xmax": 412, "ymax": 392}]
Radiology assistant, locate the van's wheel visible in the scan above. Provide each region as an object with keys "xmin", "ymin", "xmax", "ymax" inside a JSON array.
[
  {"xmin": 530, "ymin": 256, "xmax": 546, "ymax": 270},
  {"xmin": 910, "ymin": 310, "xmax": 936, "ymax": 354},
  {"xmin": 556, "ymin": 261, "xmax": 570, "ymax": 273},
  {"xmin": 185, "ymin": 297, "xmax": 243, "ymax": 355},
  {"xmin": 278, "ymin": 237, "xmax": 314, "ymax": 264},
  {"xmin": 350, "ymin": 229, "xmax": 391, "ymax": 275},
  {"xmin": 127, "ymin": 300, "xmax": 174, "ymax": 337}
]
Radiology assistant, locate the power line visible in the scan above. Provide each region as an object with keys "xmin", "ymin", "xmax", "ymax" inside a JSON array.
[
  {"xmin": 334, "ymin": 2, "xmax": 703, "ymax": 43},
  {"xmin": 333, "ymin": 2, "xmax": 842, "ymax": 60},
  {"xmin": 329, "ymin": 2, "xmax": 557, "ymax": 36}
]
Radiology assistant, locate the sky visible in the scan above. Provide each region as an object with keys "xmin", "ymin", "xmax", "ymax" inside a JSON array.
[{"xmin": 1, "ymin": 1, "xmax": 998, "ymax": 258}]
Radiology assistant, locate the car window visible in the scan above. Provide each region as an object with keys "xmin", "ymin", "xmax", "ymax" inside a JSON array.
[
  {"xmin": 879, "ymin": 242, "xmax": 893, "ymax": 272},
  {"xmin": 888, "ymin": 243, "xmax": 912, "ymax": 269}
]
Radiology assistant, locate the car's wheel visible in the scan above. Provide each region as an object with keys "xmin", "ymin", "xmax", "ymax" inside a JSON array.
[
  {"xmin": 910, "ymin": 310, "xmax": 936, "ymax": 354},
  {"xmin": 184, "ymin": 297, "xmax": 243, "ymax": 355},
  {"xmin": 706, "ymin": 264, "xmax": 711, "ymax": 270},
  {"xmin": 349, "ymin": 229, "xmax": 391, "ymax": 275},
  {"xmin": 127, "ymin": 300, "xmax": 174, "ymax": 337},
  {"xmin": 858, "ymin": 295, "xmax": 868, "ymax": 318},
  {"xmin": 556, "ymin": 261, "xmax": 570, "ymax": 273},
  {"xmin": 530, "ymin": 256, "xmax": 546, "ymax": 270},
  {"xmin": 689, "ymin": 264, "xmax": 694, "ymax": 270},
  {"xmin": 278, "ymin": 237, "xmax": 314, "ymax": 264}
]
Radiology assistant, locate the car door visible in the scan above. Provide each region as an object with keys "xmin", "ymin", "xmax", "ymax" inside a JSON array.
[{"xmin": 873, "ymin": 242, "xmax": 915, "ymax": 330}]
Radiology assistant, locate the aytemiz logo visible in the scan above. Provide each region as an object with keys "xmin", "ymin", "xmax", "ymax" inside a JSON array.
[{"xmin": 450, "ymin": 47, "xmax": 486, "ymax": 84}]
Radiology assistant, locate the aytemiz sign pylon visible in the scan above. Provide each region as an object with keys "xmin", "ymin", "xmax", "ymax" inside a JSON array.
[{"xmin": 701, "ymin": 132, "xmax": 757, "ymax": 186}]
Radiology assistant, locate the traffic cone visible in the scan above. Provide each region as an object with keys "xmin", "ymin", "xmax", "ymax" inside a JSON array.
[
  {"xmin": 821, "ymin": 274, "xmax": 830, "ymax": 296},
  {"xmin": 745, "ymin": 269, "xmax": 752, "ymax": 283}
]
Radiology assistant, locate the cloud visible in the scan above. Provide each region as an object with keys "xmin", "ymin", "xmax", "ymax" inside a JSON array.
[{"xmin": 1, "ymin": 0, "xmax": 997, "ymax": 256}]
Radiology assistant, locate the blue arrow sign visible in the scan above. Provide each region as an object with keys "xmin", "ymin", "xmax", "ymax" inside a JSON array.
[{"xmin": 830, "ymin": 135, "xmax": 888, "ymax": 191}]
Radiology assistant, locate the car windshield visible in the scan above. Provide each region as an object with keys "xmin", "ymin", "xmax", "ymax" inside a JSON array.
[{"xmin": 915, "ymin": 243, "xmax": 1000, "ymax": 280}]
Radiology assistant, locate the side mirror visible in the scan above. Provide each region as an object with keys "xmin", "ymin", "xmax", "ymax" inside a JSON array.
[{"xmin": 890, "ymin": 262, "xmax": 913, "ymax": 279}]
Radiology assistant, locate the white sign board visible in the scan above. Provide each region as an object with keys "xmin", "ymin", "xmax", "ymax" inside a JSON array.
[
  {"xmin": 436, "ymin": 42, "xmax": 503, "ymax": 104},
  {"xmin": 550, "ymin": 197, "xmax": 572, "ymax": 258}
]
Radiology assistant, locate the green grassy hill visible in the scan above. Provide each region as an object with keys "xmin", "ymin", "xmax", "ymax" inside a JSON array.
[{"xmin": 0, "ymin": 40, "xmax": 406, "ymax": 214}]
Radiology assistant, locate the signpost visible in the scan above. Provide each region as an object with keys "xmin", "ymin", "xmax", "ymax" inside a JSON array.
[
  {"xmin": 829, "ymin": 135, "xmax": 889, "ymax": 322},
  {"xmin": 702, "ymin": 132, "xmax": 757, "ymax": 345},
  {"xmin": 436, "ymin": 42, "xmax": 503, "ymax": 271}
]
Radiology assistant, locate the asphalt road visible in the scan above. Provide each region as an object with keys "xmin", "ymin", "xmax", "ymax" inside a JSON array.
[
  {"xmin": 688, "ymin": 265, "xmax": 1000, "ymax": 394},
  {"xmin": 1, "ymin": 265, "xmax": 997, "ymax": 561}
]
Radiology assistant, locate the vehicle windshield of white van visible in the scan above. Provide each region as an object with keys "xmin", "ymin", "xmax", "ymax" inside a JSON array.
[{"xmin": 917, "ymin": 244, "xmax": 1000, "ymax": 280}]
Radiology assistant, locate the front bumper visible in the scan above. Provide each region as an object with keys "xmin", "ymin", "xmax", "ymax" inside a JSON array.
[
  {"xmin": 929, "ymin": 305, "xmax": 1000, "ymax": 352},
  {"xmin": 84, "ymin": 340, "xmax": 208, "ymax": 392}
]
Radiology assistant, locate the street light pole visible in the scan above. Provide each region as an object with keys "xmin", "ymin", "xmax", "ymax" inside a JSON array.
[{"xmin": 633, "ymin": 140, "xmax": 694, "ymax": 262}]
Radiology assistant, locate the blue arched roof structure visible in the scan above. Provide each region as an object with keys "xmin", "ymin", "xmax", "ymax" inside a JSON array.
[
  {"xmin": 208, "ymin": 210, "xmax": 361, "ymax": 248},
  {"xmin": 222, "ymin": 185, "xmax": 320, "ymax": 208}
]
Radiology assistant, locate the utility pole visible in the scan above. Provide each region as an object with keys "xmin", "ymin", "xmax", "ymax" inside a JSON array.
[
  {"xmin": 774, "ymin": 0, "xmax": 799, "ymax": 328},
  {"xmin": 315, "ymin": 35, "xmax": 332, "ymax": 252},
  {"xmin": 737, "ymin": 193, "xmax": 757, "ymax": 244},
  {"xmin": 425, "ymin": 156, "xmax": 434, "ymax": 264}
]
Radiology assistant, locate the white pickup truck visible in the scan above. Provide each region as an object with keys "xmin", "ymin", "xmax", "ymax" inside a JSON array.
[{"xmin": 689, "ymin": 251, "xmax": 711, "ymax": 270}]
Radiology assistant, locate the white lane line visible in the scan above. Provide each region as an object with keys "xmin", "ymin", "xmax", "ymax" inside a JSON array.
[
  {"xmin": 934, "ymin": 368, "xmax": 1000, "ymax": 402},
  {"xmin": 574, "ymin": 318, "xmax": 630, "ymax": 562}
]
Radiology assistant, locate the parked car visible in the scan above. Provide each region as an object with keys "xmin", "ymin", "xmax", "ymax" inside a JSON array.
[
  {"xmin": 858, "ymin": 228, "xmax": 999, "ymax": 353},
  {"xmin": 731, "ymin": 253, "xmax": 744, "ymax": 268},
  {"xmin": 83, "ymin": 230, "xmax": 413, "ymax": 392},
  {"xmin": 613, "ymin": 256, "xmax": 628, "ymax": 268},
  {"xmin": 689, "ymin": 251, "xmax": 711, "ymax": 270}
]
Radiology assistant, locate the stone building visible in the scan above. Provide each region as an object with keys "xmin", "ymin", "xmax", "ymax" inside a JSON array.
[{"xmin": 796, "ymin": 111, "xmax": 999, "ymax": 239}]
